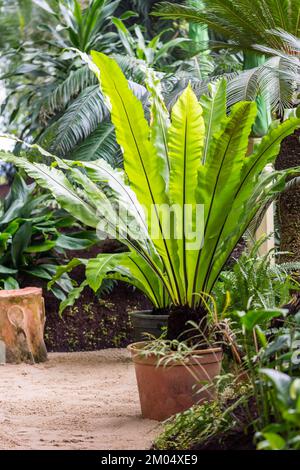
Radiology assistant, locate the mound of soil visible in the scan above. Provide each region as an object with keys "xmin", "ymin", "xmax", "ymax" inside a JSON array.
[
  {"xmin": 43, "ymin": 282, "xmax": 150, "ymax": 353},
  {"xmin": 20, "ymin": 241, "xmax": 151, "ymax": 353}
]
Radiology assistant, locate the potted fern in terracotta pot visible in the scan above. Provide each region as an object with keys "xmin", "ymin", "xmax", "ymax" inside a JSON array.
[{"xmin": 2, "ymin": 53, "xmax": 300, "ymax": 421}]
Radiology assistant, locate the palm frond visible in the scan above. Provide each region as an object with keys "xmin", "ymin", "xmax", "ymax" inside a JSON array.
[
  {"xmin": 40, "ymin": 85, "xmax": 109, "ymax": 156},
  {"xmin": 254, "ymin": 29, "xmax": 300, "ymax": 61},
  {"xmin": 113, "ymin": 53, "xmax": 147, "ymax": 84},
  {"xmin": 40, "ymin": 79, "xmax": 148, "ymax": 156},
  {"xmin": 42, "ymin": 55, "xmax": 148, "ymax": 119},
  {"xmin": 155, "ymin": 1, "xmax": 300, "ymax": 53},
  {"xmin": 70, "ymin": 121, "xmax": 122, "ymax": 167},
  {"xmin": 227, "ymin": 56, "xmax": 298, "ymax": 115},
  {"xmin": 162, "ymin": 72, "xmax": 233, "ymax": 109},
  {"xmin": 42, "ymin": 65, "xmax": 97, "ymax": 115},
  {"xmin": 163, "ymin": 54, "xmax": 298, "ymax": 116}
]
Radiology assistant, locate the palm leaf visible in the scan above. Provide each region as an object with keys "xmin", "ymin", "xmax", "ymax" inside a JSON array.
[
  {"xmin": 227, "ymin": 56, "xmax": 299, "ymax": 115},
  {"xmin": 164, "ymin": 55, "xmax": 298, "ymax": 119},
  {"xmin": 257, "ymin": 29, "xmax": 300, "ymax": 55},
  {"xmin": 69, "ymin": 121, "xmax": 122, "ymax": 166},
  {"xmin": 40, "ymin": 78, "xmax": 147, "ymax": 157},
  {"xmin": 42, "ymin": 55, "xmax": 146, "ymax": 118},
  {"xmin": 155, "ymin": 1, "xmax": 300, "ymax": 52},
  {"xmin": 43, "ymin": 65, "xmax": 97, "ymax": 114},
  {"xmin": 40, "ymin": 85, "xmax": 109, "ymax": 156},
  {"xmin": 113, "ymin": 53, "xmax": 147, "ymax": 84}
]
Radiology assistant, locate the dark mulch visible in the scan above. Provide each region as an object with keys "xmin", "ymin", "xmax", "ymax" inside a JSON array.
[
  {"xmin": 43, "ymin": 281, "xmax": 150, "ymax": 352},
  {"xmin": 20, "ymin": 240, "xmax": 151, "ymax": 352},
  {"xmin": 22, "ymin": 274, "xmax": 150, "ymax": 352},
  {"xmin": 191, "ymin": 397, "xmax": 257, "ymax": 451},
  {"xmin": 192, "ymin": 426, "xmax": 255, "ymax": 451}
]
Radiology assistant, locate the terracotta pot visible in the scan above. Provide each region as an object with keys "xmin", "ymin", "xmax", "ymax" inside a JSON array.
[
  {"xmin": 128, "ymin": 341, "xmax": 222, "ymax": 421},
  {"xmin": 129, "ymin": 310, "xmax": 169, "ymax": 341}
]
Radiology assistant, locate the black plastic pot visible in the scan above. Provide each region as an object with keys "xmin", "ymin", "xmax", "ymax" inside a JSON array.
[{"xmin": 129, "ymin": 310, "xmax": 169, "ymax": 341}]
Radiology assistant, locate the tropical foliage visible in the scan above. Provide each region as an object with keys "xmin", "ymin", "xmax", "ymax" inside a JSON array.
[
  {"xmin": 156, "ymin": 1, "xmax": 300, "ymax": 52},
  {"xmin": 156, "ymin": 0, "xmax": 300, "ymax": 123},
  {"xmin": 0, "ymin": 172, "xmax": 97, "ymax": 299},
  {"xmin": 1, "ymin": 0, "xmax": 122, "ymax": 144},
  {"xmin": 256, "ymin": 369, "xmax": 300, "ymax": 450},
  {"xmin": 1, "ymin": 0, "xmax": 300, "ymax": 453},
  {"xmin": 1, "ymin": 54, "xmax": 300, "ymax": 319},
  {"xmin": 0, "ymin": 1, "xmax": 193, "ymax": 184},
  {"xmin": 112, "ymin": 16, "xmax": 190, "ymax": 68}
]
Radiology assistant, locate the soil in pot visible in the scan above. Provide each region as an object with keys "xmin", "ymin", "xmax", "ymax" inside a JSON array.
[{"xmin": 166, "ymin": 304, "xmax": 209, "ymax": 344}]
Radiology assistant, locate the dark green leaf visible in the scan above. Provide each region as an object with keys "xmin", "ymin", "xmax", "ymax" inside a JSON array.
[{"xmin": 11, "ymin": 221, "xmax": 32, "ymax": 267}]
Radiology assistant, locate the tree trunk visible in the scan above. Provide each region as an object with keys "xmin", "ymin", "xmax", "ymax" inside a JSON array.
[
  {"xmin": 0, "ymin": 287, "xmax": 47, "ymax": 363},
  {"xmin": 275, "ymin": 129, "xmax": 300, "ymax": 262}
]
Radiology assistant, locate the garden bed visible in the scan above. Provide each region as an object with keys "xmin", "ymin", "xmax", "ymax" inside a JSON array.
[
  {"xmin": 18, "ymin": 237, "xmax": 245, "ymax": 353},
  {"xmin": 19, "ymin": 241, "xmax": 151, "ymax": 352},
  {"xmin": 43, "ymin": 282, "xmax": 150, "ymax": 352}
]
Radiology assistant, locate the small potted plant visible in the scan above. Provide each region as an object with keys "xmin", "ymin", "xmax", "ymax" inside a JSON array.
[
  {"xmin": 2, "ymin": 53, "xmax": 300, "ymax": 420},
  {"xmin": 128, "ymin": 302, "xmax": 224, "ymax": 421}
]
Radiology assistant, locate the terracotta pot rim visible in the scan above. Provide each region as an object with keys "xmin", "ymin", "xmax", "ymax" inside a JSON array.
[
  {"xmin": 127, "ymin": 341, "xmax": 222, "ymax": 367},
  {"xmin": 0, "ymin": 287, "xmax": 42, "ymax": 298},
  {"xmin": 128, "ymin": 341, "xmax": 221, "ymax": 354}
]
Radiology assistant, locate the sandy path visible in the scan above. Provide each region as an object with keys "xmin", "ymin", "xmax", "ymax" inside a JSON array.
[{"xmin": 0, "ymin": 349, "xmax": 161, "ymax": 450}]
